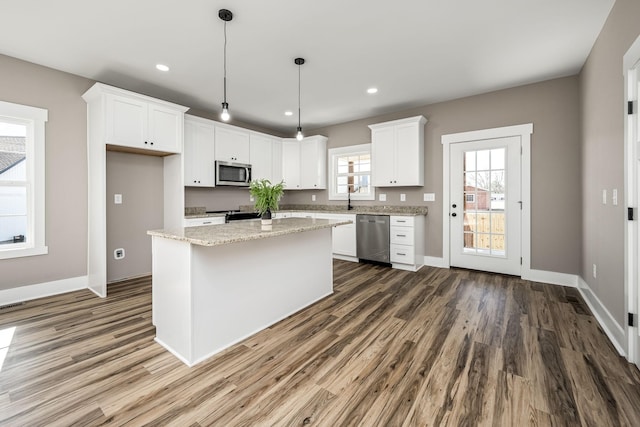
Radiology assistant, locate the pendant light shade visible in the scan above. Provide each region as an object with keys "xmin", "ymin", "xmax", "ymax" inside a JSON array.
[
  {"xmin": 219, "ymin": 9, "xmax": 233, "ymax": 122},
  {"xmin": 295, "ymin": 57, "xmax": 305, "ymax": 140}
]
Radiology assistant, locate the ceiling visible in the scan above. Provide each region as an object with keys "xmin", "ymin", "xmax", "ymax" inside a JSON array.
[{"xmin": 0, "ymin": 0, "xmax": 615, "ymax": 135}]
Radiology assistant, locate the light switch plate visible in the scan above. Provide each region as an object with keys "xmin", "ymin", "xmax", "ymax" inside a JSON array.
[
  {"xmin": 613, "ymin": 189, "xmax": 618, "ymax": 206},
  {"xmin": 400, "ymin": 194, "xmax": 406, "ymax": 202},
  {"xmin": 114, "ymin": 194, "xmax": 122, "ymax": 204},
  {"xmin": 424, "ymin": 193, "xmax": 435, "ymax": 202},
  {"xmin": 379, "ymin": 193, "xmax": 387, "ymax": 202},
  {"xmin": 312, "ymin": 194, "xmax": 316, "ymax": 202},
  {"xmin": 602, "ymin": 189, "xmax": 607, "ymax": 205}
]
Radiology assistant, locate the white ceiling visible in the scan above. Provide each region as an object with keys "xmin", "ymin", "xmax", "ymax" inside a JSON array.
[{"xmin": 0, "ymin": 0, "xmax": 614, "ymax": 135}]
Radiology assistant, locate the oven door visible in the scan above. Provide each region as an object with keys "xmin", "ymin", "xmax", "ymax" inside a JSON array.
[{"xmin": 216, "ymin": 161, "xmax": 251, "ymax": 186}]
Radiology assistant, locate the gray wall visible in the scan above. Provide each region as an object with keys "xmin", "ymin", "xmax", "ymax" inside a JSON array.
[
  {"xmin": 106, "ymin": 151, "xmax": 163, "ymax": 283},
  {"xmin": 289, "ymin": 76, "xmax": 582, "ymax": 275},
  {"xmin": 580, "ymin": 0, "xmax": 640, "ymax": 327},
  {"xmin": 0, "ymin": 54, "xmax": 92, "ymax": 291}
]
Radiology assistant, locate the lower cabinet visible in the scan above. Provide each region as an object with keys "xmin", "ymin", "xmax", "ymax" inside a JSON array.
[
  {"xmin": 389, "ymin": 215, "xmax": 425, "ymax": 271},
  {"xmin": 183, "ymin": 217, "xmax": 225, "ymax": 227},
  {"xmin": 315, "ymin": 213, "xmax": 357, "ymax": 258},
  {"xmin": 270, "ymin": 211, "xmax": 424, "ymax": 270}
]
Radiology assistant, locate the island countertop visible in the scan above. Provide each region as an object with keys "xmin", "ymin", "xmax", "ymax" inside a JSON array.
[{"xmin": 148, "ymin": 217, "xmax": 351, "ymax": 247}]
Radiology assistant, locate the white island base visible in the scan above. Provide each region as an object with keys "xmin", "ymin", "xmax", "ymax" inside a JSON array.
[{"xmin": 151, "ymin": 226, "xmax": 334, "ymax": 366}]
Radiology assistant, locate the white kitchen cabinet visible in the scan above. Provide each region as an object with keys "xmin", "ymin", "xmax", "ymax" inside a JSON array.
[
  {"xmin": 282, "ymin": 136, "xmax": 327, "ymax": 190},
  {"xmin": 274, "ymin": 212, "xmax": 293, "ymax": 219},
  {"xmin": 300, "ymin": 136, "xmax": 327, "ymax": 189},
  {"xmin": 184, "ymin": 116, "xmax": 215, "ymax": 187},
  {"xmin": 389, "ymin": 215, "xmax": 425, "ymax": 271},
  {"xmin": 272, "ymin": 139, "xmax": 284, "ymax": 184},
  {"xmin": 215, "ymin": 124, "xmax": 250, "ymax": 163},
  {"xmin": 315, "ymin": 213, "xmax": 356, "ymax": 258},
  {"xmin": 250, "ymin": 132, "xmax": 282, "ymax": 183},
  {"xmin": 183, "ymin": 216, "xmax": 225, "ymax": 227},
  {"xmin": 290, "ymin": 212, "xmax": 316, "ymax": 219},
  {"xmin": 105, "ymin": 92, "xmax": 184, "ymax": 154},
  {"xmin": 282, "ymin": 139, "xmax": 301, "ymax": 189},
  {"xmin": 369, "ymin": 115, "xmax": 426, "ymax": 187},
  {"xmin": 82, "ymin": 82, "xmax": 188, "ymax": 297}
]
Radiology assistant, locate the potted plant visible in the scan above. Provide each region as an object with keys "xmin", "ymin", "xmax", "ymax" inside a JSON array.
[{"xmin": 249, "ymin": 179, "xmax": 284, "ymax": 228}]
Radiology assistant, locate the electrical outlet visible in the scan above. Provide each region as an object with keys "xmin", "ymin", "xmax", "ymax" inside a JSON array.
[
  {"xmin": 379, "ymin": 193, "xmax": 387, "ymax": 202},
  {"xmin": 312, "ymin": 194, "xmax": 316, "ymax": 202},
  {"xmin": 249, "ymin": 195, "xmax": 254, "ymax": 202},
  {"xmin": 114, "ymin": 248, "xmax": 125, "ymax": 260},
  {"xmin": 593, "ymin": 263, "xmax": 597, "ymax": 278},
  {"xmin": 400, "ymin": 194, "xmax": 406, "ymax": 202},
  {"xmin": 424, "ymin": 193, "xmax": 435, "ymax": 202},
  {"xmin": 114, "ymin": 194, "xmax": 122, "ymax": 204}
]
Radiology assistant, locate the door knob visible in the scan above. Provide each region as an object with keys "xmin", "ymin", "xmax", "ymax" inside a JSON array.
[{"xmin": 452, "ymin": 213, "xmax": 457, "ymax": 217}]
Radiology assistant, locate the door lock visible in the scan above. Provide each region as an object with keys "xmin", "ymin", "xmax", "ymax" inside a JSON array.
[
  {"xmin": 452, "ymin": 213, "xmax": 457, "ymax": 217},
  {"xmin": 452, "ymin": 204, "xmax": 457, "ymax": 208}
]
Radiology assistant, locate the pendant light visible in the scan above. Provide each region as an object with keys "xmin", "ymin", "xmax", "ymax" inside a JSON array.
[
  {"xmin": 295, "ymin": 57, "xmax": 305, "ymax": 141},
  {"xmin": 219, "ymin": 9, "xmax": 233, "ymax": 122}
]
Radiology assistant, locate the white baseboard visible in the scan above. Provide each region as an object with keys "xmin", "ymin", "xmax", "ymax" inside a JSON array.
[
  {"xmin": 0, "ymin": 275, "xmax": 88, "ymax": 306},
  {"xmin": 577, "ymin": 276, "xmax": 626, "ymax": 356},
  {"xmin": 423, "ymin": 256, "xmax": 448, "ymax": 269},
  {"xmin": 522, "ymin": 269, "xmax": 579, "ymax": 288}
]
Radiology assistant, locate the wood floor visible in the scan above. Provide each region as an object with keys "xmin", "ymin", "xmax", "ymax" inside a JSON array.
[{"xmin": 1, "ymin": 261, "xmax": 640, "ymax": 426}]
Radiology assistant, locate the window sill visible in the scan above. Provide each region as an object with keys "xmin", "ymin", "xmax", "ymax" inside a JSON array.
[{"xmin": 0, "ymin": 245, "xmax": 48, "ymax": 260}]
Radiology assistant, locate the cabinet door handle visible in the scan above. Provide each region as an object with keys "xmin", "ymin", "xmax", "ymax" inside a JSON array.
[
  {"xmin": 203, "ymin": 221, "xmax": 212, "ymax": 225},
  {"xmin": 396, "ymin": 234, "xmax": 406, "ymax": 237},
  {"xmin": 397, "ymin": 252, "xmax": 406, "ymax": 256}
]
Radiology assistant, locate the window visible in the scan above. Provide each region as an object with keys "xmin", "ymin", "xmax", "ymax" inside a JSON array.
[
  {"xmin": 328, "ymin": 144, "xmax": 375, "ymax": 201},
  {"xmin": 465, "ymin": 193, "xmax": 475, "ymax": 203},
  {"xmin": 0, "ymin": 101, "xmax": 48, "ymax": 259}
]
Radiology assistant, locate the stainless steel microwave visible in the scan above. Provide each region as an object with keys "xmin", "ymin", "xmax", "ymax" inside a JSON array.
[{"xmin": 215, "ymin": 161, "xmax": 251, "ymax": 186}]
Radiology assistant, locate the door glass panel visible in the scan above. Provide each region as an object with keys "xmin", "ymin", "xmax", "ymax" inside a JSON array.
[{"xmin": 461, "ymin": 148, "xmax": 506, "ymax": 257}]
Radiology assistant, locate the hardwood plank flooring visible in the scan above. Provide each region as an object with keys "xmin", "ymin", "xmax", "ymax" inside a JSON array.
[{"xmin": 1, "ymin": 261, "xmax": 640, "ymax": 426}]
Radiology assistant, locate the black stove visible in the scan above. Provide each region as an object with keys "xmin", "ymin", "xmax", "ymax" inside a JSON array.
[{"xmin": 206, "ymin": 210, "xmax": 261, "ymax": 223}]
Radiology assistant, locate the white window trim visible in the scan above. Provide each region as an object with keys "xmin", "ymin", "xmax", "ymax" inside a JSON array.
[
  {"xmin": 0, "ymin": 100, "xmax": 48, "ymax": 260},
  {"xmin": 328, "ymin": 143, "xmax": 375, "ymax": 201}
]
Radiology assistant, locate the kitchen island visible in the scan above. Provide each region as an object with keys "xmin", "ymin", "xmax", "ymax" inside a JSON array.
[{"xmin": 147, "ymin": 217, "xmax": 350, "ymax": 366}]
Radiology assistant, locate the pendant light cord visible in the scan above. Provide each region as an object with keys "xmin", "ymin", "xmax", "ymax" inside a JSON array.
[
  {"xmin": 297, "ymin": 62, "xmax": 301, "ymax": 128},
  {"xmin": 223, "ymin": 20, "xmax": 228, "ymax": 103}
]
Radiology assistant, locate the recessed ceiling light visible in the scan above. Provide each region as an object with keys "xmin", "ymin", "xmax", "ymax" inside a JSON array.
[
  {"xmin": 156, "ymin": 64, "xmax": 170, "ymax": 72},
  {"xmin": 284, "ymin": 111, "xmax": 293, "ymax": 116},
  {"xmin": 367, "ymin": 87, "xmax": 378, "ymax": 94}
]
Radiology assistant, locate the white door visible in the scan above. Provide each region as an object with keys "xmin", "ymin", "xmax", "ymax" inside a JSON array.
[
  {"xmin": 624, "ymin": 43, "xmax": 640, "ymax": 364},
  {"xmin": 450, "ymin": 136, "xmax": 521, "ymax": 275}
]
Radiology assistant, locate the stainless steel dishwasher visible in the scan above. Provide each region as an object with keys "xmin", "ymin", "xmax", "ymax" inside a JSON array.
[{"xmin": 356, "ymin": 214, "xmax": 390, "ymax": 264}]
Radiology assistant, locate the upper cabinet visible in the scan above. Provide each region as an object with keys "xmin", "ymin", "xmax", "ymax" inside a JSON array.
[
  {"xmin": 369, "ymin": 116, "xmax": 427, "ymax": 187},
  {"xmin": 84, "ymin": 85, "xmax": 188, "ymax": 155},
  {"xmin": 184, "ymin": 115, "xmax": 215, "ymax": 187},
  {"xmin": 214, "ymin": 125, "xmax": 250, "ymax": 163},
  {"xmin": 250, "ymin": 132, "xmax": 282, "ymax": 183},
  {"xmin": 282, "ymin": 136, "xmax": 327, "ymax": 190}
]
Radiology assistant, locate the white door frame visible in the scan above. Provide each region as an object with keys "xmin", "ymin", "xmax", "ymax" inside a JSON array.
[
  {"xmin": 442, "ymin": 123, "xmax": 533, "ymax": 276},
  {"xmin": 623, "ymin": 36, "xmax": 640, "ymax": 364}
]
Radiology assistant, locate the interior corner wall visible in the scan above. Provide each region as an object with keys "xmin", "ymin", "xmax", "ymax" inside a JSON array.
[
  {"xmin": 299, "ymin": 76, "xmax": 582, "ymax": 275},
  {"xmin": 106, "ymin": 151, "xmax": 164, "ymax": 283},
  {"xmin": 0, "ymin": 54, "xmax": 93, "ymax": 291},
  {"xmin": 579, "ymin": 0, "xmax": 640, "ymax": 328}
]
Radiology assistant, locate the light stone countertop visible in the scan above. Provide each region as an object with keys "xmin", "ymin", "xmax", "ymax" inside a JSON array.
[
  {"xmin": 148, "ymin": 217, "xmax": 351, "ymax": 247},
  {"xmin": 184, "ymin": 205, "xmax": 428, "ymax": 219}
]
